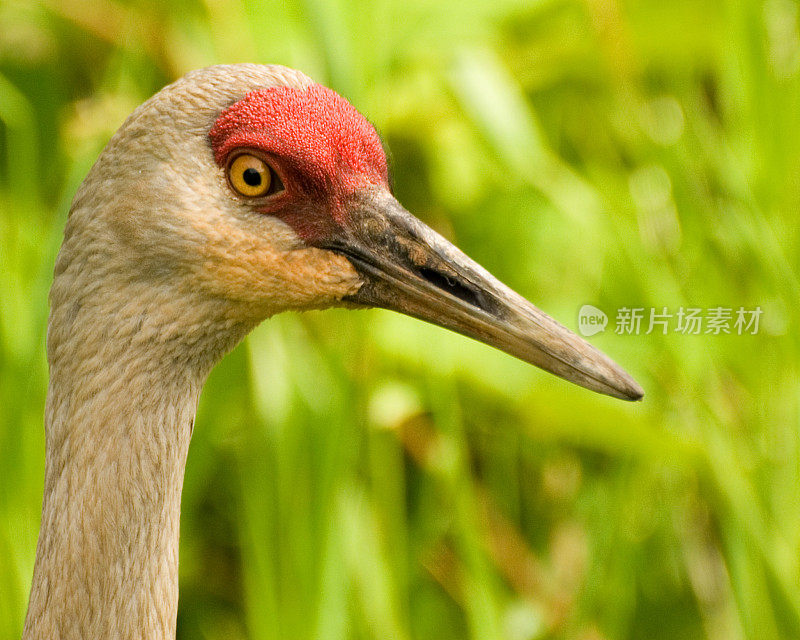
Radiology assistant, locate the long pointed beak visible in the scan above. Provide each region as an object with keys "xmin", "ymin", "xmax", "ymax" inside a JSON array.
[{"xmin": 325, "ymin": 189, "xmax": 643, "ymax": 401}]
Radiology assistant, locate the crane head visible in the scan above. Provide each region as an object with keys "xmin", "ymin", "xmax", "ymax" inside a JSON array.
[{"xmin": 62, "ymin": 64, "xmax": 642, "ymax": 401}]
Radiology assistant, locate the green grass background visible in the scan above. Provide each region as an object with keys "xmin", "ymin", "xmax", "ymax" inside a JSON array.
[{"xmin": 1, "ymin": 0, "xmax": 799, "ymax": 638}]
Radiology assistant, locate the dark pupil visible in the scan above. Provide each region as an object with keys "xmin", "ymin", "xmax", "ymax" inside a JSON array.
[{"xmin": 243, "ymin": 167, "xmax": 262, "ymax": 187}]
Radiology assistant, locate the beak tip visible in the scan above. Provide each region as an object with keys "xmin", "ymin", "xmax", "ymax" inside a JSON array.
[
  {"xmin": 624, "ymin": 382, "xmax": 645, "ymax": 402},
  {"xmin": 615, "ymin": 374, "xmax": 645, "ymax": 402}
]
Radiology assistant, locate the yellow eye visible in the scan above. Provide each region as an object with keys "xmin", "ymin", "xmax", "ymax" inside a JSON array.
[{"xmin": 227, "ymin": 154, "xmax": 277, "ymax": 197}]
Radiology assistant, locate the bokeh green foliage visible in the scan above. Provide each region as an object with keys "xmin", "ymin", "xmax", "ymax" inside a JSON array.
[{"xmin": 1, "ymin": 0, "xmax": 798, "ymax": 638}]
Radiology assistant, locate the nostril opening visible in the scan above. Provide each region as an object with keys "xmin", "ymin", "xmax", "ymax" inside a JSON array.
[{"xmin": 418, "ymin": 266, "xmax": 487, "ymax": 311}]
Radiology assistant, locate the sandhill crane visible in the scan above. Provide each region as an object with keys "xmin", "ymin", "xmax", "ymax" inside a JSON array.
[{"xmin": 21, "ymin": 64, "xmax": 642, "ymax": 640}]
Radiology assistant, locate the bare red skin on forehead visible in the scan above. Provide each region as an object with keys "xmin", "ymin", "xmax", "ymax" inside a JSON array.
[{"xmin": 209, "ymin": 85, "xmax": 388, "ymax": 241}]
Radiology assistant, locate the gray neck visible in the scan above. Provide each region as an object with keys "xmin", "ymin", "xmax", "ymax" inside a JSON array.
[{"xmin": 22, "ymin": 305, "xmax": 211, "ymax": 640}]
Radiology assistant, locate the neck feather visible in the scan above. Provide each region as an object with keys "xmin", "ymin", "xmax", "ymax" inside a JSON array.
[
  {"xmin": 22, "ymin": 271, "xmax": 248, "ymax": 640},
  {"xmin": 23, "ymin": 344, "xmax": 201, "ymax": 640}
]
